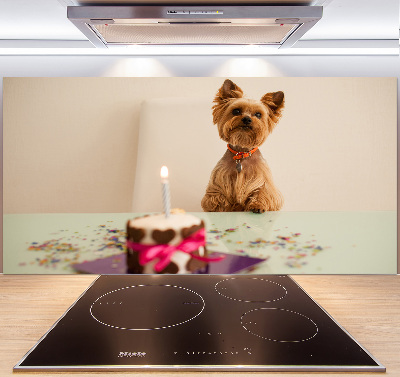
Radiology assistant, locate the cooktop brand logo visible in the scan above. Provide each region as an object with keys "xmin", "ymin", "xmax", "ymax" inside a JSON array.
[{"xmin": 118, "ymin": 351, "xmax": 146, "ymax": 358}]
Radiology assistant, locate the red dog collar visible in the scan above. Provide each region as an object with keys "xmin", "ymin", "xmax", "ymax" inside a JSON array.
[{"xmin": 227, "ymin": 144, "xmax": 258, "ymax": 161}]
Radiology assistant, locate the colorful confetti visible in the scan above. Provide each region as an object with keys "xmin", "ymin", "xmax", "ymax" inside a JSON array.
[
  {"xmin": 206, "ymin": 224, "xmax": 329, "ymax": 269},
  {"xmin": 24, "ymin": 223, "xmax": 127, "ymax": 270},
  {"xmin": 22, "ymin": 220, "xmax": 329, "ymax": 271}
]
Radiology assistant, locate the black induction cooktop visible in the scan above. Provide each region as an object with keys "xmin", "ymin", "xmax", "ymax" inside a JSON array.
[{"xmin": 14, "ymin": 275, "xmax": 384, "ymax": 372}]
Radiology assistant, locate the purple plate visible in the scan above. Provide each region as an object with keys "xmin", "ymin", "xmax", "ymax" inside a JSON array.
[{"xmin": 72, "ymin": 252, "xmax": 266, "ymax": 274}]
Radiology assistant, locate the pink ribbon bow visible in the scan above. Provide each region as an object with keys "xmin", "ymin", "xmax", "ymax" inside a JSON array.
[{"xmin": 126, "ymin": 228, "xmax": 224, "ymax": 272}]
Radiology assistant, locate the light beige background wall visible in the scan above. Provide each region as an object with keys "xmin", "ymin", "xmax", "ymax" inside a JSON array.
[{"xmin": 3, "ymin": 77, "xmax": 396, "ymax": 214}]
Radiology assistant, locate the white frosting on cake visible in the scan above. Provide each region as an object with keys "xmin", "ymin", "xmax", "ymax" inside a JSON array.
[{"xmin": 128, "ymin": 213, "xmax": 202, "ymax": 245}]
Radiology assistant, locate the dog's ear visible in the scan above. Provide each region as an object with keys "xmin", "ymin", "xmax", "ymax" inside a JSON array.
[
  {"xmin": 219, "ymin": 79, "xmax": 244, "ymax": 100},
  {"xmin": 214, "ymin": 79, "xmax": 244, "ymax": 106},
  {"xmin": 261, "ymin": 91, "xmax": 284, "ymax": 113},
  {"xmin": 212, "ymin": 79, "xmax": 244, "ymax": 124},
  {"xmin": 261, "ymin": 91, "xmax": 284, "ymax": 123}
]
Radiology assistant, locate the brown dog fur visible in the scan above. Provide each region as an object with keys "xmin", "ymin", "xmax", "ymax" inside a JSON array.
[{"xmin": 201, "ymin": 79, "xmax": 284, "ymax": 213}]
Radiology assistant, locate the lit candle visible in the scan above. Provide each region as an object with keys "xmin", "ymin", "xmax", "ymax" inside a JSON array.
[{"xmin": 160, "ymin": 165, "xmax": 171, "ymax": 218}]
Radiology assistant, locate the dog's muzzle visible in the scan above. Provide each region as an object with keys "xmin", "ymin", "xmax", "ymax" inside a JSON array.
[{"xmin": 240, "ymin": 116, "xmax": 253, "ymax": 130}]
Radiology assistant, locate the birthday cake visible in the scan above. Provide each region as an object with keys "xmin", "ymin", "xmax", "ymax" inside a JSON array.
[{"xmin": 126, "ymin": 211, "xmax": 209, "ymax": 274}]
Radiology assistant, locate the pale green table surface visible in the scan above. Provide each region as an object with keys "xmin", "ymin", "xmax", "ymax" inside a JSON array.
[{"xmin": 3, "ymin": 211, "xmax": 397, "ymax": 274}]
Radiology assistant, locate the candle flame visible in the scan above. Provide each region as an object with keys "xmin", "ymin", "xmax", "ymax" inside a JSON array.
[{"xmin": 160, "ymin": 165, "xmax": 169, "ymax": 179}]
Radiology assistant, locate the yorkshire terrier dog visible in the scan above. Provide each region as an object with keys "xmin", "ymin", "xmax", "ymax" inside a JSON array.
[{"xmin": 201, "ymin": 79, "xmax": 284, "ymax": 213}]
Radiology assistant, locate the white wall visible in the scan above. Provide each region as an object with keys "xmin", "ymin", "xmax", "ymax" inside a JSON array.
[
  {"xmin": 1, "ymin": 53, "xmax": 399, "ymax": 273},
  {"xmin": 1, "ymin": 55, "xmax": 400, "ymax": 78}
]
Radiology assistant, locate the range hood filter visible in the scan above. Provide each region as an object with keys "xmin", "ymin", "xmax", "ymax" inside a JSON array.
[{"xmin": 93, "ymin": 24, "xmax": 297, "ymax": 45}]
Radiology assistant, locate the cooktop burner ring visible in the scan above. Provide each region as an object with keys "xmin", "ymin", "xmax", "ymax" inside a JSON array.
[
  {"xmin": 215, "ymin": 277, "xmax": 287, "ymax": 302},
  {"xmin": 241, "ymin": 307, "xmax": 319, "ymax": 343},
  {"xmin": 89, "ymin": 284, "xmax": 205, "ymax": 331}
]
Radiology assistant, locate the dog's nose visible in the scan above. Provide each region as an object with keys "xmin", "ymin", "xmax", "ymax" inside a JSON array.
[{"xmin": 242, "ymin": 116, "xmax": 252, "ymax": 125}]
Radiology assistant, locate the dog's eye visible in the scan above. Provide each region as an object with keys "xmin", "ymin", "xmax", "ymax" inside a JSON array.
[
  {"xmin": 232, "ymin": 108, "xmax": 241, "ymax": 116},
  {"xmin": 254, "ymin": 112, "xmax": 262, "ymax": 119}
]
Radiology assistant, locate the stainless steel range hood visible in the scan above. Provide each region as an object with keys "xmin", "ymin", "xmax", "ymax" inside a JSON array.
[{"xmin": 67, "ymin": 5, "xmax": 323, "ymax": 48}]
